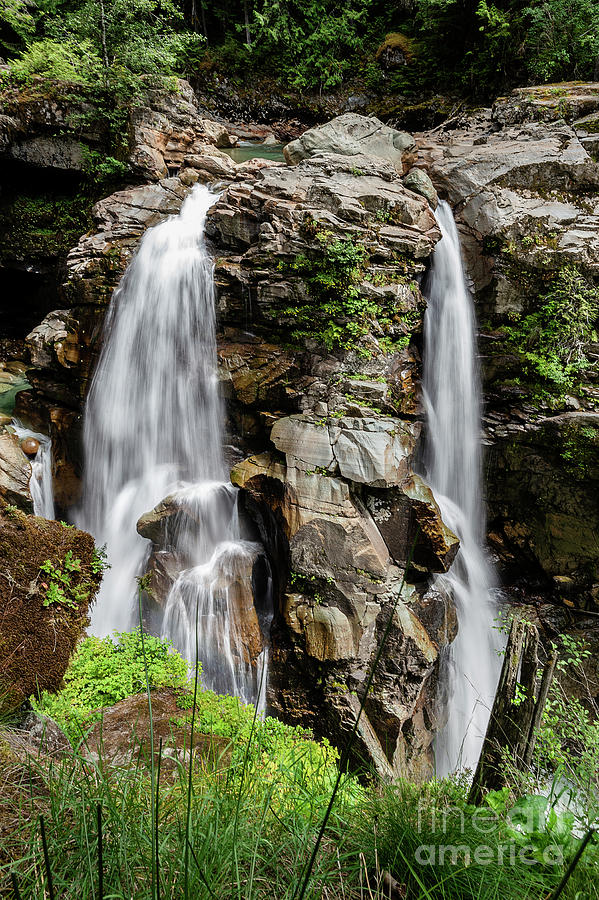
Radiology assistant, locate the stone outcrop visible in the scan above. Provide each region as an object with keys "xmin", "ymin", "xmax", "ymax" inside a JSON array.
[
  {"xmin": 206, "ymin": 120, "xmax": 460, "ymax": 778},
  {"xmin": 492, "ymin": 83, "xmax": 599, "ymax": 128},
  {"xmin": 487, "ymin": 412, "xmax": 599, "ymax": 599},
  {"xmin": 0, "ymin": 430, "xmax": 32, "ymax": 510},
  {"xmin": 284, "ymin": 113, "xmax": 416, "ymax": 174}
]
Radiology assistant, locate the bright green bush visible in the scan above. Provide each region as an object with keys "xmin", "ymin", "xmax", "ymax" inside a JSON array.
[
  {"xmin": 37, "ymin": 629, "xmax": 189, "ymax": 738},
  {"xmin": 9, "ymin": 38, "xmax": 103, "ymax": 83}
]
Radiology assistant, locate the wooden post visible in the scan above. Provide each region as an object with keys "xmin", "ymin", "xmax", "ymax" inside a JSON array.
[{"xmin": 468, "ymin": 617, "xmax": 540, "ymax": 806}]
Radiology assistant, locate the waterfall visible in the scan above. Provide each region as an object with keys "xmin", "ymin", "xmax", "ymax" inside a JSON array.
[
  {"xmin": 12, "ymin": 422, "xmax": 55, "ymax": 519},
  {"xmin": 77, "ymin": 184, "xmax": 270, "ymax": 705},
  {"xmin": 422, "ymin": 201, "xmax": 502, "ymax": 775}
]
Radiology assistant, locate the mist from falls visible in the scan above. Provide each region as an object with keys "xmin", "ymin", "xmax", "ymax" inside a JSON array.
[
  {"xmin": 422, "ymin": 201, "xmax": 502, "ymax": 775},
  {"xmin": 76, "ymin": 184, "xmax": 269, "ymax": 705}
]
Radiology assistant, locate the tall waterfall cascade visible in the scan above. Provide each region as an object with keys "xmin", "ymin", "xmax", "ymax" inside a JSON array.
[
  {"xmin": 77, "ymin": 184, "xmax": 270, "ymax": 705},
  {"xmin": 12, "ymin": 422, "xmax": 55, "ymax": 519},
  {"xmin": 422, "ymin": 201, "xmax": 502, "ymax": 775}
]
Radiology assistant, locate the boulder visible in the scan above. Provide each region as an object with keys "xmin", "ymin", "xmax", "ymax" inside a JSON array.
[
  {"xmin": 366, "ymin": 474, "xmax": 459, "ymax": 573},
  {"xmin": 284, "ymin": 113, "xmax": 416, "ymax": 174},
  {"xmin": 403, "ymin": 167, "xmax": 437, "ymax": 208},
  {"xmin": 331, "ymin": 417, "xmax": 421, "ymax": 488},
  {"xmin": 0, "ymin": 430, "xmax": 32, "ymax": 509},
  {"xmin": 83, "ymin": 688, "xmax": 230, "ymax": 769},
  {"xmin": 0, "ymin": 510, "xmax": 100, "ymax": 710}
]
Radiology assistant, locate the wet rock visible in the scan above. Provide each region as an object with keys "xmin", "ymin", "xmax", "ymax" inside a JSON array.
[
  {"xmin": 284, "ymin": 113, "xmax": 416, "ymax": 175},
  {"xmin": 486, "ymin": 412, "xmax": 599, "ymax": 584},
  {"xmin": 20, "ymin": 437, "xmax": 39, "ymax": 456},
  {"xmin": 366, "ymin": 475, "xmax": 459, "ymax": 573},
  {"xmin": 0, "ymin": 430, "xmax": 32, "ymax": 509}
]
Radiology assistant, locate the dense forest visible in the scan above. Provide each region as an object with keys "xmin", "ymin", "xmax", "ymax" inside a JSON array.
[{"xmin": 2, "ymin": 0, "xmax": 599, "ymax": 99}]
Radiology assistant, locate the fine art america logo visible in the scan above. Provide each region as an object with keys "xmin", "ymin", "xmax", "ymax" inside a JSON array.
[{"xmin": 415, "ymin": 800, "xmax": 565, "ymax": 867}]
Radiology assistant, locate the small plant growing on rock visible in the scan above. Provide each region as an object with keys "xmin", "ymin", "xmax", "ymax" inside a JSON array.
[{"xmin": 39, "ymin": 551, "xmax": 87, "ymax": 610}]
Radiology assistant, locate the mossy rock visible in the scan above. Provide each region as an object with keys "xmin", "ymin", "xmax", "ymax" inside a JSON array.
[{"xmin": 0, "ymin": 509, "xmax": 101, "ymax": 712}]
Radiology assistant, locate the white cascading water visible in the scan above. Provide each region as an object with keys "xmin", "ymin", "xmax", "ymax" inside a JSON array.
[
  {"xmin": 422, "ymin": 201, "xmax": 502, "ymax": 775},
  {"xmin": 12, "ymin": 422, "xmax": 55, "ymax": 518},
  {"xmin": 76, "ymin": 184, "xmax": 269, "ymax": 705}
]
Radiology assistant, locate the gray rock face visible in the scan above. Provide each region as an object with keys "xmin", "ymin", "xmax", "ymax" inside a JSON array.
[
  {"xmin": 419, "ymin": 96, "xmax": 599, "ymax": 602},
  {"xmin": 492, "ymin": 83, "xmax": 599, "ymax": 127},
  {"xmin": 284, "ymin": 113, "xmax": 416, "ymax": 174}
]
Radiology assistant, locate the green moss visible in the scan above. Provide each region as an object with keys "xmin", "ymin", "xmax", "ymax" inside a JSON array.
[
  {"xmin": 277, "ymin": 224, "xmax": 422, "ymax": 356},
  {"xmin": 559, "ymin": 422, "xmax": 599, "ymax": 481}
]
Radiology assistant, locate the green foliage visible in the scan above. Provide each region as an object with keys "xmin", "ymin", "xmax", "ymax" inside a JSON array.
[
  {"xmin": 534, "ymin": 634, "xmax": 599, "ymax": 829},
  {"xmin": 37, "ymin": 630, "xmax": 189, "ymax": 738},
  {"xmin": 281, "ymin": 229, "xmax": 415, "ymax": 354},
  {"xmin": 0, "ymin": 192, "xmax": 95, "ymax": 264},
  {"xmin": 9, "ymin": 37, "xmax": 102, "ymax": 82},
  {"xmin": 0, "ymin": 0, "xmax": 35, "ymax": 54},
  {"xmin": 504, "ymin": 265, "xmax": 599, "ymax": 389},
  {"xmin": 523, "ymin": 0, "xmax": 599, "ymax": 82},
  {"xmin": 42, "ymin": 0, "xmax": 202, "ymax": 77},
  {"xmin": 250, "ymin": 0, "xmax": 369, "ymax": 92},
  {"xmin": 346, "ymin": 777, "xmax": 597, "ymax": 898},
  {"xmin": 39, "ymin": 551, "xmax": 90, "ymax": 610}
]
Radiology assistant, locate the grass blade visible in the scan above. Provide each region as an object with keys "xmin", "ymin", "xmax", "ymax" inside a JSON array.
[{"xmin": 39, "ymin": 816, "xmax": 55, "ymax": 900}]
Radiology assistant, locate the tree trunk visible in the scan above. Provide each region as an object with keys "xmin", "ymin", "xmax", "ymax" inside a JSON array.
[
  {"xmin": 468, "ymin": 618, "xmax": 539, "ymax": 806},
  {"xmin": 243, "ymin": 0, "xmax": 251, "ymax": 47}
]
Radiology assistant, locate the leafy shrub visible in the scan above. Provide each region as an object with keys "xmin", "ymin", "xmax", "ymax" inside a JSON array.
[
  {"xmin": 534, "ymin": 634, "xmax": 599, "ymax": 830},
  {"xmin": 504, "ymin": 265, "xmax": 599, "ymax": 388},
  {"xmin": 37, "ymin": 630, "xmax": 189, "ymax": 738},
  {"xmin": 9, "ymin": 38, "xmax": 103, "ymax": 83}
]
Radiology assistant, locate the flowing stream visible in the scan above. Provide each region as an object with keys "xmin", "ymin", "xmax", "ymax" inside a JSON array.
[
  {"xmin": 77, "ymin": 184, "xmax": 269, "ymax": 704},
  {"xmin": 422, "ymin": 201, "xmax": 502, "ymax": 775},
  {"xmin": 12, "ymin": 422, "xmax": 55, "ymax": 518}
]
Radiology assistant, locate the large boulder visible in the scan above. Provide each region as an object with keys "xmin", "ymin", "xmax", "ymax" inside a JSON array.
[{"xmin": 284, "ymin": 113, "xmax": 416, "ymax": 174}]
